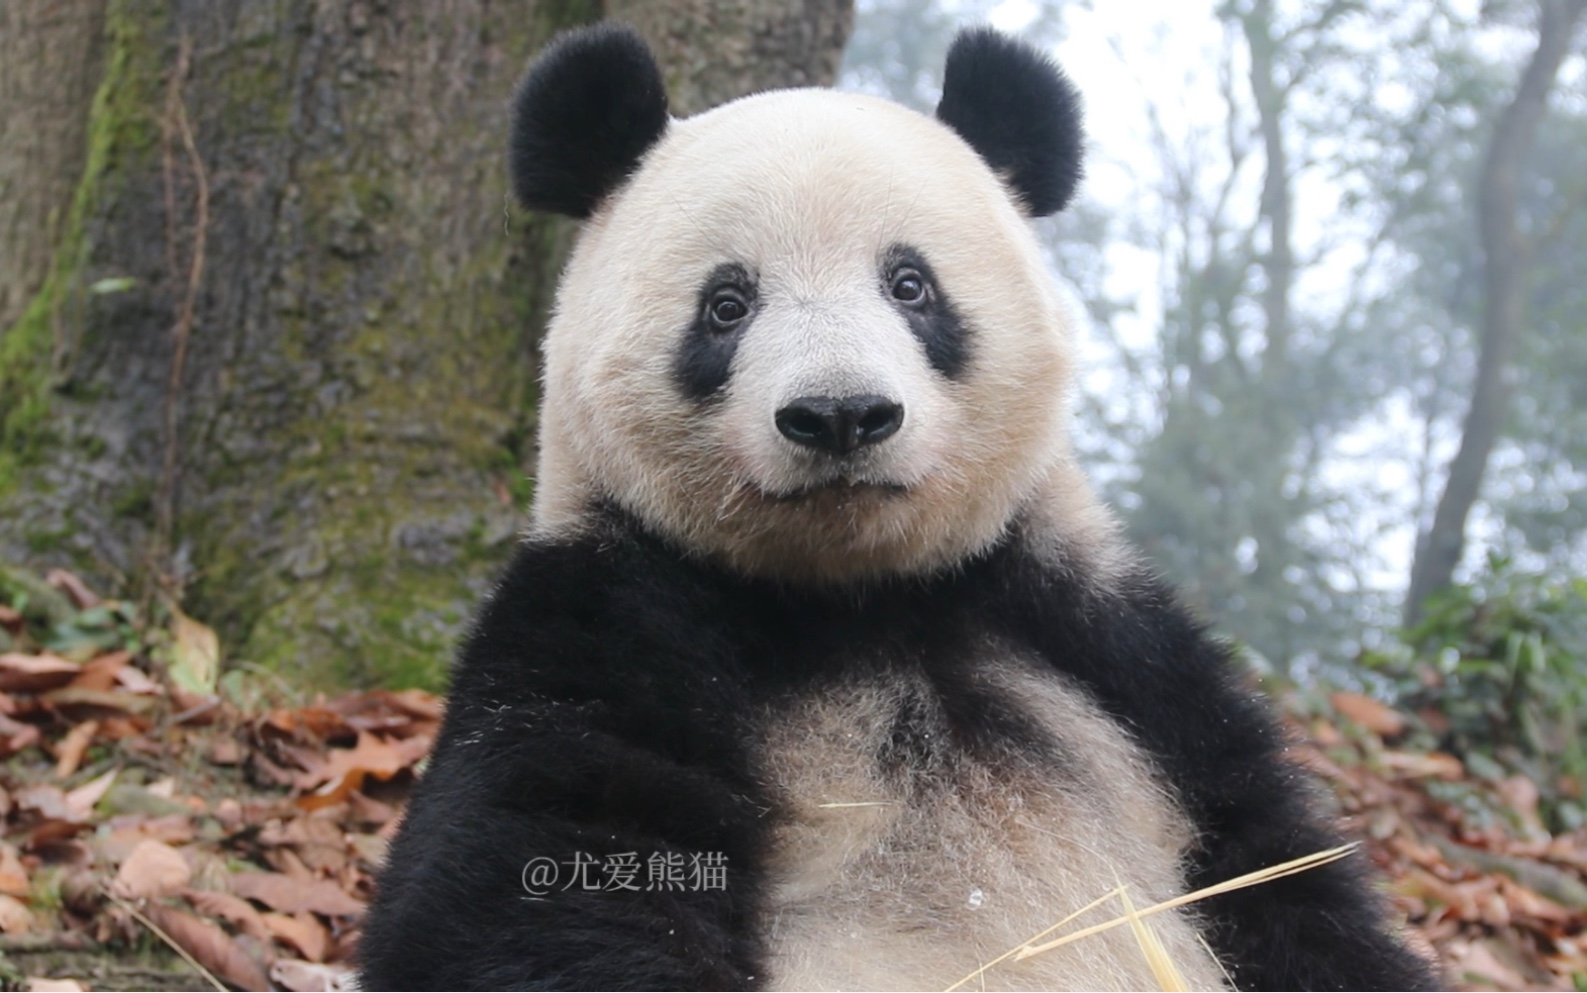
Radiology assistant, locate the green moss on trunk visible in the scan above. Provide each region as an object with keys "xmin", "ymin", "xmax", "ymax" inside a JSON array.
[{"xmin": 0, "ymin": 1, "xmax": 162, "ymax": 497}]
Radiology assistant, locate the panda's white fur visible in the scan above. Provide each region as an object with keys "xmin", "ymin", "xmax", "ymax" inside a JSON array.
[
  {"xmin": 533, "ymin": 88, "xmax": 1123, "ymax": 587},
  {"xmin": 758, "ymin": 659, "xmax": 1225, "ymax": 991},
  {"xmin": 357, "ymin": 24, "xmax": 1435, "ymax": 993}
]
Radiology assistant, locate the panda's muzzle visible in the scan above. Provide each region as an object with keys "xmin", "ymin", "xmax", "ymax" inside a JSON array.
[{"xmin": 775, "ymin": 394, "xmax": 904, "ymax": 456}]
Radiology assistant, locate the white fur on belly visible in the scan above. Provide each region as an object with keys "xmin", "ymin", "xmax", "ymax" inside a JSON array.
[{"xmin": 757, "ymin": 654, "xmax": 1228, "ymax": 992}]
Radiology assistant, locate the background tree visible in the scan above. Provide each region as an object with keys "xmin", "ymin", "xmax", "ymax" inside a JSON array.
[
  {"xmin": 1403, "ymin": 0, "xmax": 1587, "ymax": 625},
  {"xmin": 0, "ymin": 0, "xmax": 853, "ymax": 687}
]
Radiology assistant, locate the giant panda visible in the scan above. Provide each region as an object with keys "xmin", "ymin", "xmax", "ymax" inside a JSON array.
[{"xmin": 358, "ymin": 23, "xmax": 1436, "ymax": 992}]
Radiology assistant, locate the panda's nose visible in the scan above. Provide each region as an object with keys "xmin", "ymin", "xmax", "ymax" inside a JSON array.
[{"xmin": 775, "ymin": 395, "xmax": 904, "ymax": 455}]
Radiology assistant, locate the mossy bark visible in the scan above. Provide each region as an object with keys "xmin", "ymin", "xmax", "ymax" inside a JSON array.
[
  {"xmin": 0, "ymin": 0, "xmax": 597, "ymax": 687},
  {"xmin": 1, "ymin": 0, "xmax": 854, "ymax": 689}
]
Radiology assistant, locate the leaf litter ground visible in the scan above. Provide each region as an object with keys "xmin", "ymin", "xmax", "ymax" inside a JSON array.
[{"xmin": 0, "ymin": 570, "xmax": 1583, "ymax": 991}]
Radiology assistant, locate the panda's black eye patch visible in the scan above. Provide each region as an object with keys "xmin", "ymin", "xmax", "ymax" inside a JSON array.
[
  {"xmin": 674, "ymin": 263, "xmax": 758, "ymax": 401},
  {"xmin": 882, "ymin": 245, "xmax": 969, "ymax": 379}
]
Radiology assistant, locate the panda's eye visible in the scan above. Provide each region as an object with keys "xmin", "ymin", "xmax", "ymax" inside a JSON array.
[
  {"xmin": 890, "ymin": 268, "xmax": 929, "ymax": 306},
  {"xmin": 707, "ymin": 290, "xmax": 750, "ymax": 331}
]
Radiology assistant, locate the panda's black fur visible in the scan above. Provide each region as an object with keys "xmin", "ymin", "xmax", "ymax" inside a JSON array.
[{"xmin": 358, "ymin": 23, "xmax": 1437, "ymax": 992}]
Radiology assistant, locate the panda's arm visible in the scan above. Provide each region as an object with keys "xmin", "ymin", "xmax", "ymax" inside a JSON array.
[
  {"xmin": 358, "ymin": 533, "xmax": 771, "ymax": 991},
  {"xmin": 1011, "ymin": 568, "xmax": 1438, "ymax": 992}
]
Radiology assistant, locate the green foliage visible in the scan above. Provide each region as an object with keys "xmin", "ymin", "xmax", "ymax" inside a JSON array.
[
  {"xmin": 1368, "ymin": 556, "xmax": 1587, "ymax": 831},
  {"xmin": 0, "ymin": 566, "xmax": 144, "ymax": 662}
]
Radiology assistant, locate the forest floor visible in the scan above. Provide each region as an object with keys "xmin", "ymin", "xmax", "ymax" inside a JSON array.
[{"xmin": 0, "ymin": 570, "xmax": 1583, "ymax": 991}]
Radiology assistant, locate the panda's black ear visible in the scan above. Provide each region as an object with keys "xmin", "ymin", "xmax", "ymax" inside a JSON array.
[
  {"xmin": 935, "ymin": 28, "xmax": 1084, "ymax": 217},
  {"xmin": 510, "ymin": 23, "xmax": 669, "ymax": 219}
]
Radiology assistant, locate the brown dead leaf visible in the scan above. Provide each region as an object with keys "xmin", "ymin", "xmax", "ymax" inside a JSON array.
[
  {"xmin": 140, "ymin": 902, "xmax": 272, "ymax": 991},
  {"xmin": 45, "ymin": 569, "xmax": 100, "ymax": 609},
  {"xmin": 1498, "ymin": 877, "xmax": 1576, "ymax": 925},
  {"xmin": 265, "ymin": 911, "xmax": 329, "ymax": 962},
  {"xmin": 260, "ymin": 816, "xmax": 344, "ymax": 850},
  {"xmin": 264, "ymin": 705, "xmax": 354, "ymax": 742},
  {"xmin": 63, "ymin": 768, "xmax": 116, "ymax": 820},
  {"xmin": 272, "ymin": 958, "xmax": 357, "ymax": 992},
  {"xmin": 52, "ymin": 719, "xmax": 99, "ymax": 779},
  {"xmin": 15, "ymin": 784, "xmax": 71, "ymax": 821},
  {"xmin": 230, "ymin": 871, "xmax": 365, "ymax": 917},
  {"xmin": 93, "ymin": 816, "xmax": 196, "ymax": 865},
  {"xmin": 1398, "ymin": 866, "xmax": 1481, "ymax": 919},
  {"xmin": 1380, "ymin": 749, "xmax": 1464, "ymax": 780},
  {"xmin": 67, "ymin": 651, "xmax": 130, "ymax": 692},
  {"xmin": 112, "ymin": 839, "xmax": 191, "ymax": 900},
  {"xmin": 1447, "ymin": 935, "xmax": 1538, "ymax": 990},
  {"xmin": 0, "ymin": 893, "xmax": 35, "ymax": 933},
  {"xmin": 379, "ymin": 688, "xmax": 443, "ymax": 722},
  {"xmin": 0, "ymin": 713, "xmax": 40, "ymax": 757},
  {"xmin": 296, "ymin": 731, "xmax": 430, "ymax": 809},
  {"xmin": 42, "ymin": 686, "xmax": 158, "ymax": 716},
  {"xmin": 0, "ymin": 653, "xmax": 80, "ymax": 693},
  {"xmin": 114, "ymin": 664, "xmax": 162, "ymax": 695},
  {"xmin": 349, "ymin": 832, "xmax": 388, "ymax": 869},
  {"xmin": 1330, "ymin": 691, "xmax": 1407, "ymax": 737},
  {"xmin": 60, "ymin": 866, "xmax": 104, "ymax": 917},
  {"xmin": 346, "ymin": 790, "xmax": 396, "ymax": 827},
  {"xmin": 209, "ymin": 735, "xmax": 244, "ymax": 765},
  {"xmin": 26, "ymin": 979, "xmax": 89, "ymax": 992},
  {"xmin": 184, "ymin": 887, "xmax": 273, "ymax": 945},
  {"xmin": 0, "ymin": 843, "xmax": 30, "ymax": 898}
]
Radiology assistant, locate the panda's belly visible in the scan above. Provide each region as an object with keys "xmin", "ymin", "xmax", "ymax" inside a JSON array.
[{"xmin": 756, "ymin": 654, "xmax": 1228, "ymax": 992}]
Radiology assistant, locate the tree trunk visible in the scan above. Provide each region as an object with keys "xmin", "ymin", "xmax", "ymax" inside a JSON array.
[
  {"xmin": 1404, "ymin": 0, "xmax": 1587, "ymax": 628},
  {"xmin": 0, "ymin": 0, "xmax": 853, "ymax": 687},
  {"xmin": 610, "ymin": 0, "xmax": 852, "ymax": 115}
]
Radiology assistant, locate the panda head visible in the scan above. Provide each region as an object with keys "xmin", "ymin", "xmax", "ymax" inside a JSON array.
[{"xmin": 515, "ymin": 23, "xmax": 1102, "ymax": 584}]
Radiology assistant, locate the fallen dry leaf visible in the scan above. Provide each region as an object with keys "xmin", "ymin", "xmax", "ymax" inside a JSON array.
[
  {"xmin": 0, "ymin": 653, "xmax": 80, "ymax": 693},
  {"xmin": 140, "ymin": 902, "xmax": 272, "ymax": 991},
  {"xmin": 209, "ymin": 736, "xmax": 244, "ymax": 765},
  {"xmin": 1380, "ymin": 750, "xmax": 1465, "ymax": 780},
  {"xmin": 15, "ymin": 784, "xmax": 72, "ymax": 821},
  {"xmin": 52, "ymin": 719, "xmax": 99, "ymax": 779},
  {"xmin": 183, "ymin": 887, "xmax": 273, "ymax": 945},
  {"xmin": 63, "ymin": 768, "xmax": 116, "ymax": 820},
  {"xmin": 115, "ymin": 664, "xmax": 163, "ymax": 695},
  {"xmin": 265, "ymin": 910, "xmax": 330, "ymax": 962},
  {"xmin": 230, "ymin": 871, "xmax": 365, "ymax": 917},
  {"xmin": 26, "ymin": 979, "xmax": 89, "ymax": 992},
  {"xmin": 1330, "ymin": 691, "xmax": 1408, "ymax": 737},
  {"xmin": 296, "ymin": 730, "xmax": 430, "ymax": 809},
  {"xmin": 0, "ymin": 843, "xmax": 29, "ymax": 898},
  {"xmin": 45, "ymin": 569, "xmax": 100, "ymax": 609},
  {"xmin": 272, "ymin": 958, "xmax": 357, "ymax": 992},
  {"xmin": 67, "ymin": 651, "xmax": 130, "ymax": 692},
  {"xmin": 42, "ymin": 686, "xmax": 158, "ymax": 715},
  {"xmin": 111, "ymin": 839, "xmax": 192, "ymax": 900},
  {"xmin": 0, "ymin": 893, "xmax": 35, "ymax": 933},
  {"xmin": 167, "ymin": 608, "xmax": 219, "ymax": 696},
  {"xmin": 0, "ymin": 713, "xmax": 41, "ymax": 756},
  {"xmin": 263, "ymin": 705, "xmax": 354, "ymax": 742}
]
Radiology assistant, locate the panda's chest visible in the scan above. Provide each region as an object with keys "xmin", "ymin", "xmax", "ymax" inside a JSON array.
[{"xmin": 754, "ymin": 652, "xmax": 1227, "ymax": 992}]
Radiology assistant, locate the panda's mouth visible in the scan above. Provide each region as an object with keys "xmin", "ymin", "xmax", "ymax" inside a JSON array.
[{"xmin": 766, "ymin": 478, "xmax": 909, "ymax": 503}]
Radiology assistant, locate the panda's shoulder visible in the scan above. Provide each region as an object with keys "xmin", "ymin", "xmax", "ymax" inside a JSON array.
[
  {"xmin": 443, "ymin": 508, "xmax": 751, "ymax": 722},
  {"xmin": 988, "ymin": 541, "xmax": 1285, "ymax": 786}
]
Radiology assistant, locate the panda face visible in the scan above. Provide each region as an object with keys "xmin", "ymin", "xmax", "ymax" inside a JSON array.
[{"xmin": 534, "ymin": 91, "xmax": 1081, "ymax": 583}]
